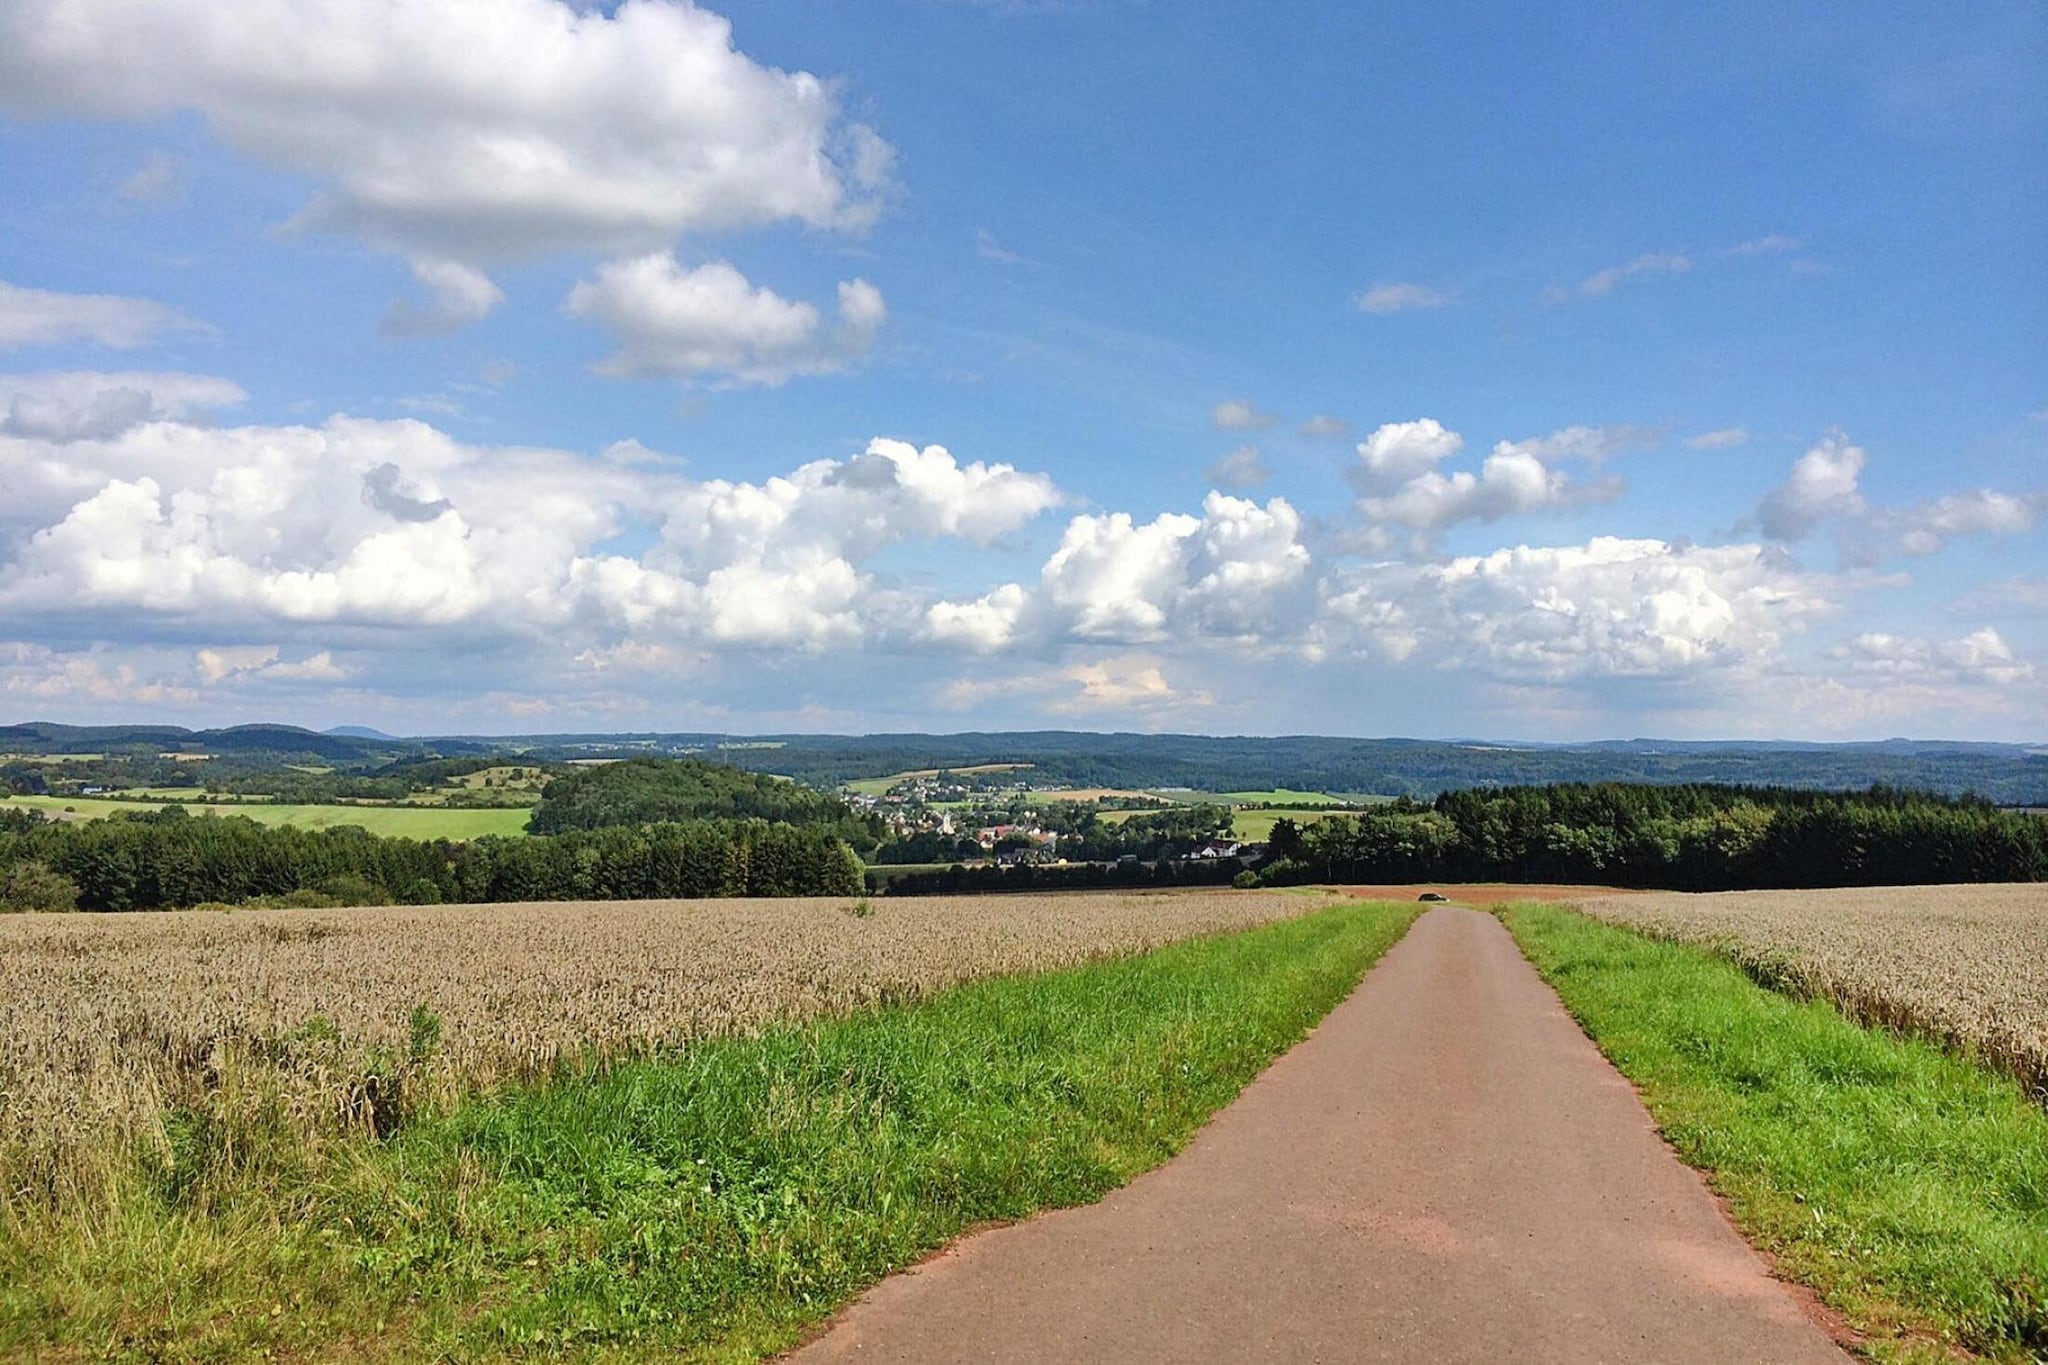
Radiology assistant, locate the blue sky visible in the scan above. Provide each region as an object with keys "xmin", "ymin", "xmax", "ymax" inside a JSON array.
[{"xmin": 0, "ymin": 0, "xmax": 2041, "ymax": 739}]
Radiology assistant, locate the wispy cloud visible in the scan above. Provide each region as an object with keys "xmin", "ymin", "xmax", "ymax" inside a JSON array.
[
  {"xmin": 1577, "ymin": 252, "xmax": 1692, "ymax": 298},
  {"xmin": 1687, "ymin": 427, "xmax": 1749, "ymax": 450},
  {"xmin": 1356, "ymin": 282, "xmax": 1452, "ymax": 315},
  {"xmin": 115, "ymin": 152, "xmax": 183, "ymax": 206},
  {"xmin": 1726, "ymin": 234, "xmax": 1800, "ymax": 257},
  {"xmin": 0, "ymin": 279, "xmax": 208, "ymax": 350},
  {"xmin": 975, "ymin": 229, "xmax": 1025, "ymax": 265},
  {"xmin": 1212, "ymin": 399, "xmax": 1277, "ymax": 431},
  {"xmin": 1205, "ymin": 443, "xmax": 1270, "ymax": 489}
]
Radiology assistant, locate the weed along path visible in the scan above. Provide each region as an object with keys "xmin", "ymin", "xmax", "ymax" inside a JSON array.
[{"xmin": 791, "ymin": 906, "xmax": 1846, "ymax": 1363}]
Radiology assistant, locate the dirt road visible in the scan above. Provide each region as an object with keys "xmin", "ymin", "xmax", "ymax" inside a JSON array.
[{"xmin": 792, "ymin": 906, "xmax": 1846, "ymax": 1363}]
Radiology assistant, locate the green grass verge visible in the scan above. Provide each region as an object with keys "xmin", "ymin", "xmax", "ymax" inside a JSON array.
[
  {"xmin": 1, "ymin": 899, "xmax": 1418, "ymax": 1362},
  {"xmin": 1502, "ymin": 902, "xmax": 2048, "ymax": 1362},
  {"xmin": 0, "ymin": 793, "xmax": 531, "ymax": 840}
]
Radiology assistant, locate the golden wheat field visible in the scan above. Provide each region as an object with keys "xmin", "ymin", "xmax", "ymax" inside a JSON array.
[
  {"xmin": 0, "ymin": 889, "xmax": 1322, "ymax": 1206},
  {"xmin": 1575, "ymin": 884, "xmax": 2048, "ymax": 1097}
]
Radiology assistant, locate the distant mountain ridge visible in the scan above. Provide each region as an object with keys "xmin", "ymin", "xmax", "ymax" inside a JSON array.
[{"xmin": 2, "ymin": 723, "xmax": 2043, "ymax": 802}]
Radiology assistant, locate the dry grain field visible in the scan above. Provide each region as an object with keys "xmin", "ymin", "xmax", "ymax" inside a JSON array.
[
  {"xmin": 1575, "ymin": 884, "xmax": 2048, "ymax": 1098},
  {"xmin": 0, "ymin": 889, "xmax": 1322, "ymax": 1210}
]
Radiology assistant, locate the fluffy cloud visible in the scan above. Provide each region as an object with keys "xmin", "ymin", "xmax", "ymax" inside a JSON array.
[
  {"xmin": 923, "ymin": 583, "xmax": 1031, "ymax": 653},
  {"xmin": 0, "ymin": 371, "xmax": 247, "ymax": 441},
  {"xmin": 1757, "ymin": 430, "xmax": 1866, "ymax": 540},
  {"xmin": 1356, "ymin": 282, "xmax": 1452, "ymax": 315},
  {"xmin": 1352, "ymin": 419, "xmax": 1614, "ymax": 542},
  {"xmin": 1321, "ymin": 537, "xmax": 1836, "ymax": 681},
  {"xmin": 382, "ymin": 259, "xmax": 507, "ymax": 338},
  {"xmin": 0, "ymin": 412, "xmax": 1060, "ymax": 656},
  {"xmin": 1205, "ymin": 443, "xmax": 1270, "ymax": 489},
  {"xmin": 929, "ymin": 492, "xmax": 1312, "ymax": 651},
  {"xmin": 0, "ymin": 0, "xmax": 889, "ymax": 258},
  {"xmin": 1756, "ymin": 429, "xmax": 2043, "ymax": 558},
  {"xmin": 0, "ymin": 641, "xmax": 196, "ymax": 705},
  {"xmin": 568, "ymin": 437, "xmax": 1062, "ymax": 647},
  {"xmin": 0, "ymin": 392, "xmax": 2031, "ymax": 732},
  {"xmin": 564, "ymin": 254, "xmax": 884, "ymax": 384},
  {"xmin": 0, "ymin": 280, "xmax": 205, "ymax": 350},
  {"xmin": 1838, "ymin": 627, "xmax": 2034, "ymax": 687},
  {"xmin": 1361, "ymin": 448, "xmax": 1574, "ymax": 532},
  {"xmin": 1886, "ymin": 490, "xmax": 2040, "ymax": 557},
  {"xmin": 194, "ymin": 644, "xmax": 347, "ymax": 684},
  {"xmin": 0, "ymin": 0, "xmax": 892, "ymax": 328},
  {"xmin": 1352, "ymin": 418, "xmax": 1463, "ymax": 492}
]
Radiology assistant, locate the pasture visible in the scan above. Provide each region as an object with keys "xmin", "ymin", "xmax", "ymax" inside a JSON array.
[
  {"xmin": 1233, "ymin": 807, "xmax": 1346, "ymax": 840},
  {"xmin": 1209, "ymin": 788, "xmax": 1371, "ymax": 805},
  {"xmin": 0, "ymin": 794, "xmax": 530, "ymax": 840}
]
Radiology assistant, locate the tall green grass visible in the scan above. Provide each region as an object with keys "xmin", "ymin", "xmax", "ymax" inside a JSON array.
[
  {"xmin": 1, "ymin": 900, "xmax": 1417, "ymax": 1362},
  {"xmin": 1504, "ymin": 903, "xmax": 2048, "ymax": 1362}
]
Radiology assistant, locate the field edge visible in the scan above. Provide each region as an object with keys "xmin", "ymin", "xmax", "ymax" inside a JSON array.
[
  {"xmin": 1, "ymin": 898, "xmax": 1424, "ymax": 1362},
  {"xmin": 1500, "ymin": 901, "xmax": 2048, "ymax": 1364}
]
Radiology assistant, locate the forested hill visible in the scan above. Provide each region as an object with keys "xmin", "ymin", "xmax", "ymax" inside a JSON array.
[
  {"xmin": 525, "ymin": 758, "xmax": 869, "ymax": 837},
  {"xmin": 697, "ymin": 733, "xmax": 2048, "ymax": 801},
  {"xmin": 4, "ymin": 722, "xmax": 2044, "ymax": 804}
]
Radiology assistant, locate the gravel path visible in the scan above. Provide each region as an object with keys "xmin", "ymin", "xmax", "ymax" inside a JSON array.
[{"xmin": 791, "ymin": 905, "xmax": 1847, "ymax": 1364}]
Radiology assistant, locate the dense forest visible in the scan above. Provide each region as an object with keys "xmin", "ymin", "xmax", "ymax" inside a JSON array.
[
  {"xmin": 1254, "ymin": 784, "xmax": 2045, "ymax": 890},
  {"xmin": 525, "ymin": 758, "xmax": 883, "ymax": 847},
  {"xmin": 0, "ymin": 808, "xmax": 862, "ymax": 911}
]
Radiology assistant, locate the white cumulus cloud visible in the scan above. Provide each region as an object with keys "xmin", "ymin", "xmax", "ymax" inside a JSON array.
[
  {"xmin": 1755, "ymin": 429, "xmax": 2043, "ymax": 559},
  {"xmin": 565, "ymin": 254, "xmax": 884, "ymax": 385},
  {"xmin": 1322, "ymin": 537, "xmax": 1837, "ymax": 681},
  {"xmin": 933, "ymin": 492, "xmax": 1312, "ymax": 651},
  {"xmin": 0, "ymin": 0, "xmax": 893, "ymax": 329},
  {"xmin": 1352, "ymin": 420, "xmax": 1615, "ymax": 543}
]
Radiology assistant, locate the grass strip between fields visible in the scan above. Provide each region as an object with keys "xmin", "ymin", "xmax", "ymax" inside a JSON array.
[
  {"xmin": 1, "ymin": 899, "xmax": 1418, "ymax": 1362},
  {"xmin": 1502, "ymin": 902, "xmax": 2048, "ymax": 1363}
]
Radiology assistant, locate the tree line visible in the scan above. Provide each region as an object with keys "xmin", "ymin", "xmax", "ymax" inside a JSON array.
[
  {"xmin": 0, "ymin": 807, "xmax": 862, "ymax": 912},
  {"xmin": 1256, "ymin": 783, "xmax": 2044, "ymax": 889}
]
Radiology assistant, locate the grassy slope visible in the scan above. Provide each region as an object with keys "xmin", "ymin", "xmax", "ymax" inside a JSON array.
[
  {"xmin": 1, "ymin": 899, "xmax": 1418, "ymax": 1362},
  {"xmin": 0, "ymin": 793, "xmax": 530, "ymax": 839},
  {"xmin": 1232, "ymin": 808, "xmax": 1344, "ymax": 840},
  {"xmin": 1503, "ymin": 903, "xmax": 2048, "ymax": 1362}
]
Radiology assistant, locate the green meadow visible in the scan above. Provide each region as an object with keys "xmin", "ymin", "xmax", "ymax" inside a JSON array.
[{"xmin": 0, "ymin": 794, "xmax": 531, "ymax": 841}]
